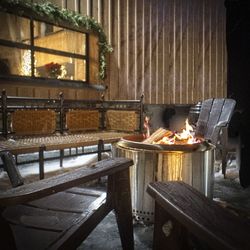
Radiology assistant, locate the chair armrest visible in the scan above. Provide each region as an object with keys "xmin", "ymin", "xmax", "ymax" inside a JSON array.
[
  {"xmin": 210, "ymin": 123, "xmax": 228, "ymax": 145},
  {"xmin": 147, "ymin": 181, "xmax": 250, "ymax": 250},
  {"xmin": 0, "ymin": 157, "xmax": 133, "ymax": 206}
]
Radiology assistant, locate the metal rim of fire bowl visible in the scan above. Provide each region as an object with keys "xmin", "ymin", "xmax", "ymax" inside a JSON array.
[{"xmin": 117, "ymin": 134, "xmax": 215, "ymax": 153}]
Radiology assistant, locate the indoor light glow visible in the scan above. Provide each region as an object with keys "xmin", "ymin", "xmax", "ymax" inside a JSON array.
[
  {"xmin": 20, "ymin": 50, "xmax": 31, "ymax": 76},
  {"xmin": 20, "ymin": 50, "xmax": 38, "ymax": 76}
]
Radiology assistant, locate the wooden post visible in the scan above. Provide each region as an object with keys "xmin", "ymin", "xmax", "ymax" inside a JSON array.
[
  {"xmin": 39, "ymin": 145, "xmax": 45, "ymax": 180},
  {"xmin": 108, "ymin": 168, "xmax": 134, "ymax": 250},
  {"xmin": 139, "ymin": 94, "xmax": 144, "ymax": 132},
  {"xmin": 59, "ymin": 92, "xmax": 64, "ymax": 134},
  {"xmin": 100, "ymin": 94, "xmax": 105, "ymax": 130},
  {"xmin": 60, "ymin": 149, "xmax": 64, "ymax": 167},
  {"xmin": 98, "ymin": 139, "xmax": 104, "ymax": 161},
  {"xmin": 1, "ymin": 89, "xmax": 8, "ymax": 138}
]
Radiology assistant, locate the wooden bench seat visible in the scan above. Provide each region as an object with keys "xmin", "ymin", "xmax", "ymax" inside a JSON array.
[
  {"xmin": 0, "ymin": 131, "xmax": 132, "ymax": 154},
  {"xmin": 0, "ymin": 131, "xmax": 132, "ymax": 179},
  {"xmin": 147, "ymin": 181, "xmax": 250, "ymax": 250},
  {"xmin": 0, "ymin": 157, "xmax": 134, "ymax": 250}
]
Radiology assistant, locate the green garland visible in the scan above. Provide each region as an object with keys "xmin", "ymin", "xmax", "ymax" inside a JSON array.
[{"xmin": 0, "ymin": 0, "xmax": 113, "ymax": 80}]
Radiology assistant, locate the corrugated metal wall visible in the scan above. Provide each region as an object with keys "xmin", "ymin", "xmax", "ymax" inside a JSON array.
[{"xmin": 38, "ymin": 0, "xmax": 228, "ymax": 104}]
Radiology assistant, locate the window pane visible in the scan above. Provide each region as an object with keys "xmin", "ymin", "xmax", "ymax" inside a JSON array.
[
  {"xmin": 0, "ymin": 12, "xmax": 30, "ymax": 44},
  {"xmin": 35, "ymin": 52, "xmax": 86, "ymax": 81},
  {"xmin": 34, "ymin": 21, "xmax": 86, "ymax": 55},
  {"xmin": 0, "ymin": 45, "xmax": 32, "ymax": 76}
]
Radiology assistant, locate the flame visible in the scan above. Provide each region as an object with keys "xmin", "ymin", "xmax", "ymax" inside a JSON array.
[
  {"xmin": 177, "ymin": 119, "xmax": 195, "ymax": 144},
  {"xmin": 155, "ymin": 119, "xmax": 201, "ymax": 145},
  {"xmin": 143, "ymin": 116, "xmax": 150, "ymax": 139}
]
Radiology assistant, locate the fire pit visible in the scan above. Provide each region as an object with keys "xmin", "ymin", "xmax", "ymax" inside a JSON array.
[{"xmin": 116, "ymin": 128, "xmax": 215, "ymax": 222}]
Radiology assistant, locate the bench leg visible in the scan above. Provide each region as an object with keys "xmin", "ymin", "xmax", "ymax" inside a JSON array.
[
  {"xmin": 60, "ymin": 149, "xmax": 64, "ymax": 167},
  {"xmin": 1, "ymin": 152, "xmax": 24, "ymax": 187},
  {"xmin": 98, "ymin": 139, "xmax": 104, "ymax": 161},
  {"xmin": 153, "ymin": 203, "xmax": 190, "ymax": 250},
  {"xmin": 108, "ymin": 169, "xmax": 134, "ymax": 250},
  {"xmin": 39, "ymin": 146, "xmax": 45, "ymax": 180}
]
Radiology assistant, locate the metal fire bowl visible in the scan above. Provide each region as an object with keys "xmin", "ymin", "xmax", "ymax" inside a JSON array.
[{"xmin": 117, "ymin": 134, "xmax": 214, "ymax": 152}]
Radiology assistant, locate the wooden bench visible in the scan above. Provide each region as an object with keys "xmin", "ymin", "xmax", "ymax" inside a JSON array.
[
  {"xmin": 0, "ymin": 90, "xmax": 144, "ymax": 178},
  {"xmin": 147, "ymin": 181, "xmax": 250, "ymax": 250},
  {"xmin": 0, "ymin": 156, "xmax": 134, "ymax": 250}
]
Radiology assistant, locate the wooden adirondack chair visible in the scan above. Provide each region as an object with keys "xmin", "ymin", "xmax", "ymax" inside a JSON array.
[
  {"xmin": 0, "ymin": 153, "xmax": 134, "ymax": 250},
  {"xmin": 147, "ymin": 181, "xmax": 250, "ymax": 250},
  {"xmin": 195, "ymin": 98, "xmax": 236, "ymax": 177}
]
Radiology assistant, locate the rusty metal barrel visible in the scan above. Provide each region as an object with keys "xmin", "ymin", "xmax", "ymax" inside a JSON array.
[{"xmin": 115, "ymin": 135, "xmax": 215, "ymax": 222}]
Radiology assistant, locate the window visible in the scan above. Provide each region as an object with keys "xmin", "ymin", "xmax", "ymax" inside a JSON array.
[{"xmin": 0, "ymin": 11, "xmax": 88, "ymax": 82}]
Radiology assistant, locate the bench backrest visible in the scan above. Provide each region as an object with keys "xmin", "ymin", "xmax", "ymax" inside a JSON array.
[
  {"xmin": 11, "ymin": 110, "xmax": 57, "ymax": 135},
  {"xmin": 105, "ymin": 110, "xmax": 140, "ymax": 132},
  {"xmin": 0, "ymin": 90, "xmax": 144, "ymax": 137},
  {"xmin": 66, "ymin": 110, "xmax": 100, "ymax": 132}
]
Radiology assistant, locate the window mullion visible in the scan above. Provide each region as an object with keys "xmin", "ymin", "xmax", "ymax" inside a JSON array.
[
  {"xmin": 85, "ymin": 33, "xmax": 89, "ymax": 83},
  {"xmin": 33, "ymin": 46, "xmax": 87, "ymax": 60},
  {"xmin": 30, "ymin": 19, "xmax": 35, "ymax": 77}
]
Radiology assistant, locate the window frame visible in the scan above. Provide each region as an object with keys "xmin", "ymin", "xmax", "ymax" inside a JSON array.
[{"xmin": 0, "ymin": 10, "xmax": 105, "ymax": 90}]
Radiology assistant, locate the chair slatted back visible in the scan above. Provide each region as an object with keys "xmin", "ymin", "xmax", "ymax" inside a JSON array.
[{"xmin": 195, "ymin": 98, "xmax": 236, "ymax": 144}]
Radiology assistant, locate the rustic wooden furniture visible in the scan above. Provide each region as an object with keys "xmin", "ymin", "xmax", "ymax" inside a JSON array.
[
  {"xmin": 147, "ymin": 181, "xmax": 250, "ymax": 250},
  {"xmin": 0, "ymin": 156, "xmax": 134, "ymax": 250},
  {"xmin": 195, "ymin": 98, "xmax": 236, "ymax": 177},
  {"xmin": 0, "ymin": 150, "xmax": 24, "ymax": 188},
  {"xmin": 0, "ymin": 90, "xmax": 143, "ymax": 178}
]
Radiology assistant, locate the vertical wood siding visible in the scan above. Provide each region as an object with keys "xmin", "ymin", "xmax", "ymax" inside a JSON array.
[
  {"xmin": 14, "ymin": 0, "xmax": 227, "ymax": 103},
  {"xmin": 102, "ymin": 0, "xmax": 227, "ymax": 104}
]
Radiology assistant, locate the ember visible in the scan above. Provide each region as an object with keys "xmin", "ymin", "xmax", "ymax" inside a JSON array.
[{"xmin": 144, "ymin": 119, "xmax": 201, "ymax": 145}]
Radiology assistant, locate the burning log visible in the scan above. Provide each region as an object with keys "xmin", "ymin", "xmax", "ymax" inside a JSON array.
[
  {"xmin": 143, "ymin": 128, "xmax": 170, "ymax": 144},
  {"xmin": 143, "ymin": 119, "xmax": 201, "ymax": 145}
]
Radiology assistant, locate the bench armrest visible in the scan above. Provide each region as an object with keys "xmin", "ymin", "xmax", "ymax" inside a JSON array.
[{"xmin": 0, "ymin": 157, "xmax": 133, "ymax": 206}]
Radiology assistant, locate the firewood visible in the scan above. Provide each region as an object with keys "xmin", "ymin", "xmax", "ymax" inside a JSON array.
[{"xmin": 143, "ymin": 128, "xmax": 169, "ymax": 144}]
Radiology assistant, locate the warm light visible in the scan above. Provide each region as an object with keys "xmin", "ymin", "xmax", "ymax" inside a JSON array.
[
  {"xmin": 20, "ymin": 50, "xmax": 38, "ymax": 76},
  {"xmin": 57, "ymin": 65, "xmax": 67, "ymax": 79},
  {"xmin": 176, "ymin": 119, "xmax": 195, "ymax": 144},
  {"xmin": 20, "ymin": 50, "xmax": 31, "ymax": 76},
  {"xmin": 153, "ymin": 119, "xmax": 201, "ymax": 145},
  {"xmin": 143, "ymin": 116, "xmax": 150, "ymax": 139}
]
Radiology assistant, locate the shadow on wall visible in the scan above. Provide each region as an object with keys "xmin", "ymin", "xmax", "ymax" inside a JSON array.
[
  {"xmin": 143, "ymin": 104, "xmax": 192, "ymax": 133},
  {"xmin": 0, "ymin": 59, "xmax": 10, "ymax": 75}
]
